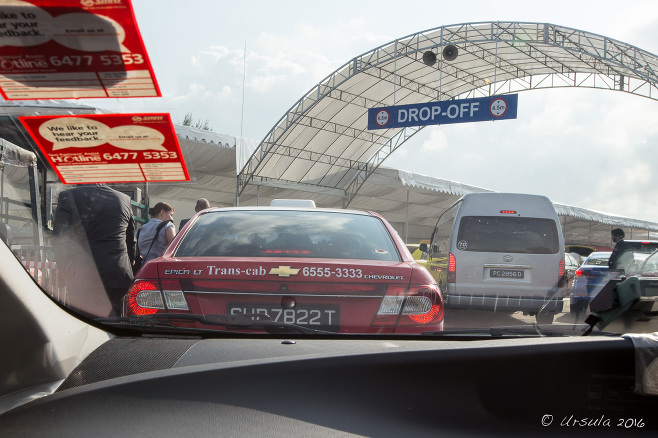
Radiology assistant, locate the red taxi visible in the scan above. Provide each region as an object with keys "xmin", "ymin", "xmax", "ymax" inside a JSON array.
[{"xmin": 126, "ymin": 205, "xmax": 444, "ymax": 334}]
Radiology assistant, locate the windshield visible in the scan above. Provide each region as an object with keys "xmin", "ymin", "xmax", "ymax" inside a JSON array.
[
  {"xmin": 3, "ymin": 0, "xmax": 658, "ymax": 339},
  {"xmin": 638, "ymin": 251, "xmax": 658, "ymax": 277},
  {"xmin": 584, "ymin": 253, "xmax": 612, "ymax": 266}
]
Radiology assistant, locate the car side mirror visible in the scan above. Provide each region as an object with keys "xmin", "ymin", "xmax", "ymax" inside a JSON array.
[{"xmin": 419, "ymin": 243, "xmax": 428, "ymax": 252}]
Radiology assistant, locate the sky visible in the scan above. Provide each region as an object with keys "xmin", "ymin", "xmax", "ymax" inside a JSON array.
[{"xmin": 88, "ymin": 0, "xmax": 658, "ymax": 222}]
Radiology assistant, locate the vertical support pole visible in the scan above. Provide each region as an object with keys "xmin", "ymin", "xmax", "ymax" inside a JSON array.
[
  {"xmin": 235, "ymin": 176, "xmax": 240, "ymax": 207},
  {"xmin": 405, "ymin": 190, "xmax": 409, "ymax": 243},
  {"xmin": 0, "ymin": 160, "xmax": 5, "ymax": 224},
  {"xmin": 393, "ymin": 39, "xmax": 398, "ymax": 104},
  {"xmin": 493, "ymin": 22, "xmax": 499, "ymax": 95},
  {"xmin": 27, "ymin": 162, "xmax": 43, "ymax": 247},
  {"xmin": 439, "ymin": 27, "xmax": 443, "ymax": 101},
  {"xmin": 0, "ymin": 140, "xmax": 5, "ymax": 224}
]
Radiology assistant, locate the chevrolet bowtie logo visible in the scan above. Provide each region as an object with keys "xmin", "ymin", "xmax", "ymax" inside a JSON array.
[{"xmin": 269, "ymin": 266, "xmax": 300, "ymax": 277}]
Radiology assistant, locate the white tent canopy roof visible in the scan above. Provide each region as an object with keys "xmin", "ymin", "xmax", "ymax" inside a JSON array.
[
  {"xmin": 238, "ymin": 21, "xmax": 658, "ymax": 208},
  {"xmin": 150, "ymin": 129, "xmax": 658, "ymax": 248}
]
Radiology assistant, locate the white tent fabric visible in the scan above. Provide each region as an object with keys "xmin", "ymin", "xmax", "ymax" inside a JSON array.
[
  {"xmin": 397, "ymin": 170, "xmax": 494, "ymax": 196},
  {"xmin": 147, "ymin": 127, "xmax": 658, "ymax": 248},
  {"xmin": 236, "ymin": 136, "xmax": 258, "ymax": 175},
  {"xmin": 394, "ymin": 168, "xmax": 658, "ymax": 246}
]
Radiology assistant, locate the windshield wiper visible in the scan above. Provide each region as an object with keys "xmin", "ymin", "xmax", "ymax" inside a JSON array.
[
  {"xmin": 98, "ymin": 313, "xmax": 337, "ymax": 335},
  {"xmin": 422, "ymin": 324, "xmax": 592, "ymax": 338}
]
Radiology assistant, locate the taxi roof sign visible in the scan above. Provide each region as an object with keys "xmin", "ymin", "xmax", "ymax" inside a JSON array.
[{"xmin": 270, "ymin": 199, "xmax": 317, "ymax": 208}]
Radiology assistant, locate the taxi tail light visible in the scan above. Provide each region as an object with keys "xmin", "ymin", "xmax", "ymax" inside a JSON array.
[
  {"xmin": 372, "ymin": 286, "xmax": 406, "ymax": 326},
  {"xmin": 161, "ymin": 280, "xmax": 190, "ymax": 311},
  {"xmin": 398, "ymin": 285, "xmax": 444, "ymax": 326},
  {"xmin": 448, "ymin": 253, "xmax": 456, "ymax": 283},
  {"xmin": 127, "ymin": 280, "xmax": 162, "ymax": 316},
  {"xmin": 373, "ymin": 285, "xmax": 443, "ymax": 326},
  {"xmin": 126, "ymin": 279, "xmax": 189, "ymax": 316}
]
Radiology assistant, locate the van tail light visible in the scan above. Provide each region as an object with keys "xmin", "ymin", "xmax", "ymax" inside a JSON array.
[
  {"xmin": 558, "ymin": 258, "xmax": 566, "ymax": 287},
  {"xmin": 448, "ymin": 253, "xmax": 456, "ymax": 283},
  {"xmin": 373, "ymin": 284, "xmax": 443, "ymax": 327},
  {"xmin": 126, "ymin": 279, "xmax": 189, "ymax": 316}
]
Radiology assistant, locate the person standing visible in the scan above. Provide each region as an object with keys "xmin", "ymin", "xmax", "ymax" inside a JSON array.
[
  {"xmin": 608, "ymin": 228, "xmax": 629, "ymax": 272},
  {"xmin": 52, "ymin": 184, "xmax": 136, "ymax": 317},
  {"xmin": 179, "ymin": 198, "xmax": 210, "ymax": 230},
  {"xmin": 138, "ymin": 202, "xmax": 176, "ymax": 263}
]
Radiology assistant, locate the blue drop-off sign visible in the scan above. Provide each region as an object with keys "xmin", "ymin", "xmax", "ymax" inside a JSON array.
[{"xmin": 367, "ymin": 94, "xmax": 517, "ymax": 130}]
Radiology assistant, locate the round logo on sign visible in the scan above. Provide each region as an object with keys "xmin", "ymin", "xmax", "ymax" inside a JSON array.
[
  {"xmin": 489, "ymin": 98, "xmax": 508, "ymax": 117},
  {"xmin": 457, "ymin": 240, "xmax": 468, "ymax": 250},
  {"xmin": 375, "ymin": 109, "xmax": 390, "ymax": 127}
]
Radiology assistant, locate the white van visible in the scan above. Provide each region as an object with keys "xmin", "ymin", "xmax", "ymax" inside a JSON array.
[{"xmin": 424, "ymin": 193, "xmax": 565, "ymax": 324}]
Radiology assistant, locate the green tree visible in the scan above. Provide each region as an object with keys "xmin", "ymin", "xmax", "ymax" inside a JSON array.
[{"xmin": 182, "ymin": 112, "xmax": 212, "ymax": 131}]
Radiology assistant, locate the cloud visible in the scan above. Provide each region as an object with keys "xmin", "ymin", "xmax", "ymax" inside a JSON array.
[
  {"xmin": 242, "ymin": 49, "xmax": 307, "ymax": 93},
  {"xmin": 190, "ymin": 46, "xmax": 231, "ymax": 72},
  {"xmin": 420, "ymin": 128, "xmax": 449, "ymax": 153},
  {"xmin": 580, "ymin": 160, "xmax": 657, "ymax": 221}
]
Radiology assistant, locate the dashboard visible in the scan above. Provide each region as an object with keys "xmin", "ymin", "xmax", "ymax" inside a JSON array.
[{"xmin": 3, "ymin": 334, "xmax": 657, "ymax": 436}]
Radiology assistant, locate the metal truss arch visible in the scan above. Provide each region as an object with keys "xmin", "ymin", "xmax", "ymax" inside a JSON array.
[{"xmin": 237, "ymin": 21, "xmax": 658, "ymax": 206}]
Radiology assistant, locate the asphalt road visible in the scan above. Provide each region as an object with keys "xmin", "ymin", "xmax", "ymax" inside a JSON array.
[{"xmin": 443, "ymin": 298, "xmax": 589, "ymax": 330}]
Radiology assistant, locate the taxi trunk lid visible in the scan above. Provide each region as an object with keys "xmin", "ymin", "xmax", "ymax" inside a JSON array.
[{"xmin": 128, "ymin": 257, "xmax": 442, "ymax": 333}]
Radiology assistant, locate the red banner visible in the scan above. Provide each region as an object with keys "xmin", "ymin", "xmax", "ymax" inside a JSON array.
[
  {"xmin": 19, "ymin": 113, "xmax": 189, "ymax": 184},
  {"xmin": 0, "ymin": 0, "xmax": 160, "ymax": 99}
]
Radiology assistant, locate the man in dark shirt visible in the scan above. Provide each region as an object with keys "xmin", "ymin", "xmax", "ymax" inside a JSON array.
[
  {"xmin": 608, "ymin": 228, "xmax": 628, "ymax": 272},
  {"xmin": 179, "ymin": 198, "xmax": 210, "ymax": 230},
  {"xmin": 53, "ymin": 184, "xmax": 136, "ymax": 317}
]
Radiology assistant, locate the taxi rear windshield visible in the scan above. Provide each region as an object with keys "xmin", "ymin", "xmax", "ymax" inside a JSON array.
[
  {"xmin": 457, "ymin": 216, "xmax": 559, "ymax": 254},
  {"xmin": 174, "ymin": 210, "xmax": 400, "ymax": 261}
]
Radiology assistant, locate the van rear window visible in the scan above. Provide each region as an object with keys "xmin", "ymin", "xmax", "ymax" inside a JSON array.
[{"xmin": 456, "ymin": 216, "xmax": 559, "ymax": 254}]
